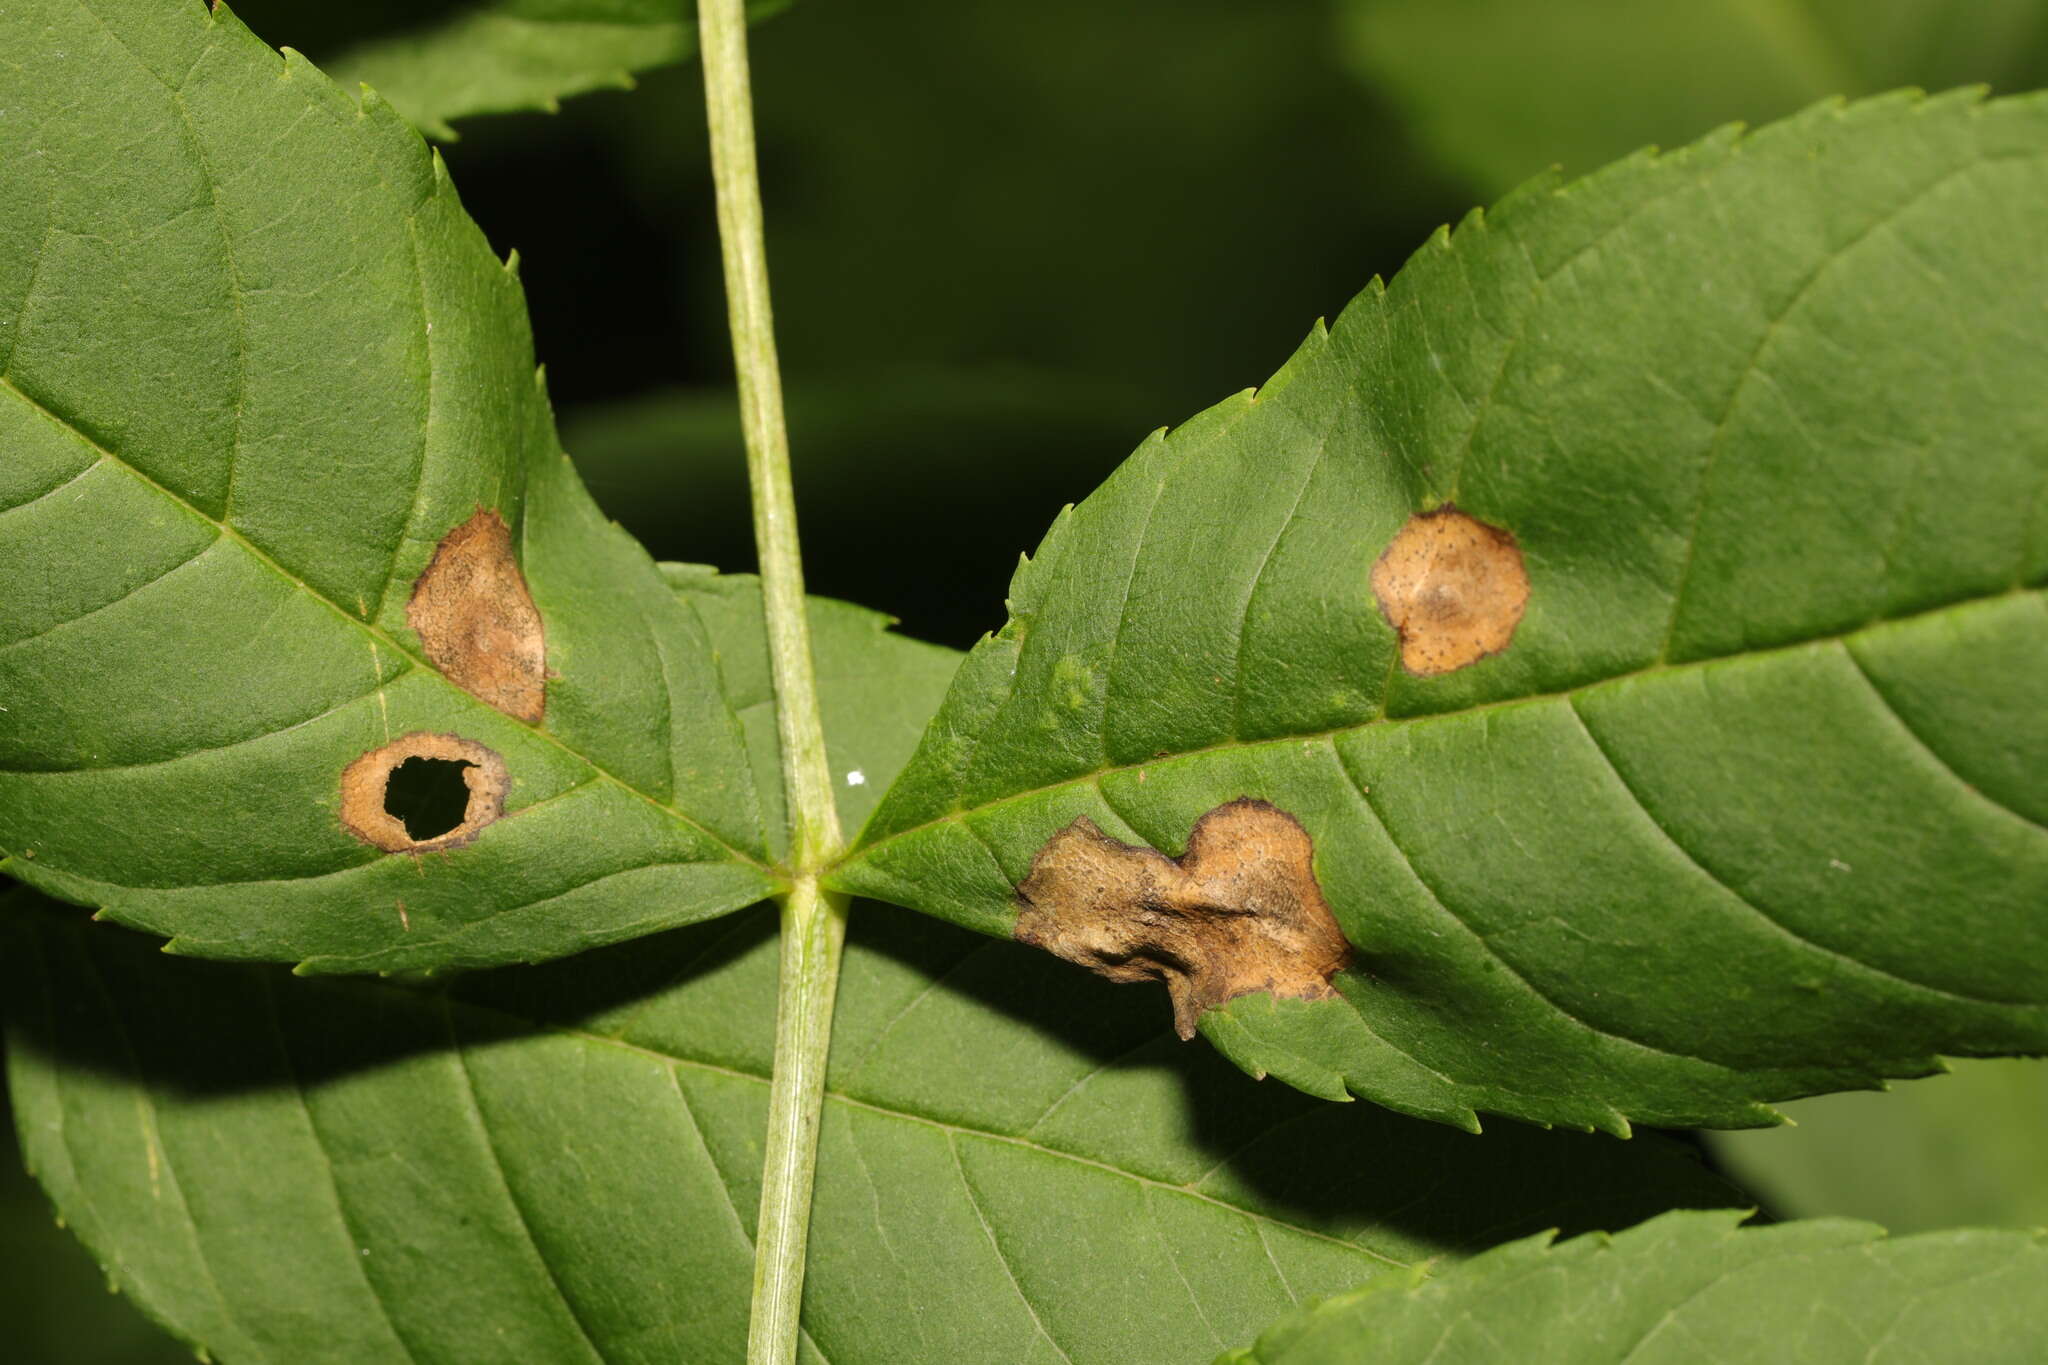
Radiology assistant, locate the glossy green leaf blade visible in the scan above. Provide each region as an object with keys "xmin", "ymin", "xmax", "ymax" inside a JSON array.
[
  {"xmin": 324, "ymin": 0, "xmax": 788, "ymax": 141},
  {"xmin": 1343, "ymin": 0, "xmax": 2048, "ymax": 195},
  {"xmin": 1, "ymin": 888, "xmax": 1740, "ymax": 1365},
  {"xmin": 1709, "ymin": 1058, "xmax": 2048, "ymax": 1233},
  {"xmin": 1223, "ymin": 1208, "xmax": 2048, "ymax": 1364},
  {"xmin": 836, "ymin": 92, "xmax": 2048, "ymax": 1133},
  {"xmin": 0, "ymin": 0, "xmax": 790, "ymax": 969}
]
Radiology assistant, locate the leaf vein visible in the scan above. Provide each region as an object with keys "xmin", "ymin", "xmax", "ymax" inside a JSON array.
[
  {"xmin": 0, "ymin": 375, "xmax": 773, "ymax": 873},
  {"xmin": 256, "ymin": 972, "xmax": 423, "ymax": 1364},
  {"xmin": 442, "ymin": 1000, "xmax": 613, "ymax": 1365},
  {"xmin": 0, "ymin": 531, "xmax": 219, "ymax": 654},
  {"xmin": 1837, "ymin": 638, "xmax": 2048, "ymax": 835},
  {"xmin": 846, "ymin": 585, "xmax": 2039, "ymax": 879},
  {"xmin": 1658, "ymin": 151, "xmax": 2023, "ymax": 663},
  {"xmin": 1228, "ymin": 424, "xmax": 1333, "ymax": 743},
  {"xmin": 1563, "ymin": 695, "xmax": 2034, "ymax": 1006},
  {"xmin": 947, "ymin": 1132, "xmax": 1077, "ymax": 1365},
  {"xmin": 1333, "ymin": 738, "xmax": 1738, "ymax": 1089}
]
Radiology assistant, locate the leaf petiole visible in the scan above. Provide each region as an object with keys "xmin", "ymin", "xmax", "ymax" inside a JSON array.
[{"xmin": 694, "ymin": 0, "xmax": 846, "ymax": 1360}]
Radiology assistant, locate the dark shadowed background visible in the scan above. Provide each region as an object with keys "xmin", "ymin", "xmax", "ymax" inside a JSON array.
[{"xmin": 9, "ymin": 1, "xmax": 2048, "ymax": 1357}]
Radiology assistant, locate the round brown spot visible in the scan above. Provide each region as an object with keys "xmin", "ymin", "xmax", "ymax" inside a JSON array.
[
  {"xmin": 339, "ymin": 732, "xmax": 509, "ymax": 854},
  {"xmin": 1370, "ymin": 506, "xmax": 1530, "ymax": 677}
]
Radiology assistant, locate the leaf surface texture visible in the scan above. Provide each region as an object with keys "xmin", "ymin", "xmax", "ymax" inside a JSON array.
[
  {"xmin": 2, "ymin": 885, "xmax": 1741, "ymax": 1365},
  {"xmin": 0, "ymin": 0, "xmax": 835, "ymax": 969},
  {"xmin": 835, "ymin": 91, "xmax": 2048, "ymax": 1131},
  {"xmin": 1223, "ymin": 1208, "xmax": 2048, "ymax": 1364}
]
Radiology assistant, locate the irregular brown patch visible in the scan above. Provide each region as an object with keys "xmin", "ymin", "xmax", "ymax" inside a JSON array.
[
  {"xmin": 1371, "ymin": 505, "xmax": 1529, "ymax": 677},
  {"xmin": 408, "ymin": 508, "xmax": 546, "ymax": 724},
  {"xmin": 339, "ymin": 732, "xmax": 509, "ymax": 854},
  {"xmin": 1015, "ymin": 799, "xmax": 1352, "ymax": 1039}
]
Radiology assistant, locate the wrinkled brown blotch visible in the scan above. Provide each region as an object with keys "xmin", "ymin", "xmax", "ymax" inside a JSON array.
[
  {"xmin": 408, "ymin": 508, "xmax": 546, "ymax": 724},
  {"xmin": 1371, "ymin": 506, "xmax": 1529, "ymax": 677},
  {"xmin": 340, "ymin": 732, "xmax": 509, "ymax": 854},
  {"xmin": 1015, "ymin": 799, "xmax": 1352, "ymax": 1039}
]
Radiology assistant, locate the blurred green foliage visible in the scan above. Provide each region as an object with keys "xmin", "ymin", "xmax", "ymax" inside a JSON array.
[
  {"xmin": 1345, "ymin": 0, "xmax": 2048, "ymax": 195},
  {"xmin": 8, "ymin": 1, "xmax": 2047, "ymax": 1357},
  {"xmin": 1712, "ymin": 1059, "xmax": 2048, "ymax": 1235}
]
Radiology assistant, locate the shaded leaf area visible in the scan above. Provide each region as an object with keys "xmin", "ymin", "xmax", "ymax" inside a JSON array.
[
  {"xmin": 1, "ymin": 891, "xmax": 1741, "ymax": 1365},
  {"xmin": 1345, "ymin": 0, "xmax": 2048, "ymax": 196},
  {"xmin": 323, "ymin": 0, "xmax": 788, "ymax": 141},
  {"xmin": 1711, "ymin": 1058, "xmax": 2048, "ymax": 1234},
  {"xmin": 1223, "ymin": 1208, "xmax": 2048, "ymax": 1364},
  {"xmin": 0, "ymin": 0, "xmax": 854, "ymax": 970},
  {"xmin": 836, "ymin": 92, "xmax": 2048, "ymax": 1133}
]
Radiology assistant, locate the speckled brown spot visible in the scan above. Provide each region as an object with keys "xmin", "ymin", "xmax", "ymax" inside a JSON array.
[
  {"xmin": 1015, "ymin": 799, "xmax": 1351, "ymax": 1039},
  {"xmin": 339, "ymin": 732, "xmax": 508, "ymax": 854},
  {"xmin": 1371, "ymin": 506, "xmax": 1529, "ymax": 676},
  {"xmin": 408, "ymin": 508, "xmax": 546, "ymax": 724}
]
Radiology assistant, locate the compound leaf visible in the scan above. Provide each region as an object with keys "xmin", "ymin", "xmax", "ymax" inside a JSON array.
[
  {"xmin": 1223, "ymin": 1209, "xmax": 2048, "ymax": 1364},
  {"xmin": 833, "ymin": 91, "xmax": 2048, "ymax": 1134}
]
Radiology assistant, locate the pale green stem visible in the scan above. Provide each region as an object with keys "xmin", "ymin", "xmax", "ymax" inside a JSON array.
[
  {"xmin": 695, "ymin": 1, "xmax": 847, "ymax": 1361},
  {"xmin": 751, "ymin": 878, "xmax": 850, "ymax": 1355}
]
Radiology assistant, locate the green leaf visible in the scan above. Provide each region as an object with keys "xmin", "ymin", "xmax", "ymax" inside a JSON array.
[
  {"xmin": 0, "ymin": 0, "xmax": 805, "ymax": 971},
  {"xmin": 1224, "ymin": 1208, "xmax": 2048, "ymax": 1364},
  {"xmin": 1709, "ymin": 1058, "xmax": 2048, "ymax": 1233},
  {"xmin": 1, "ymin": 886, "xmax": 1741, "ymax": 1365},
  {"xmin": 833, "ymin": 91, "xmax": 2048, "ymax": 1134},
  {"xmin": 660, "ymin": 565, "xmax": 964, "ymax": 856},
  {"xmin": 1342, "ymin": 0, "xmax": 2048, "ymax": 195},
  {"xmin": 323, "ymin": 0, "xmax": 789, "ymax": 141}
]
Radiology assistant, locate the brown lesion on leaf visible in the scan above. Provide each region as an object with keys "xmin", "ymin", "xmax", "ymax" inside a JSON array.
[
  {"xmin": 1371, "ymin": 505, "xmax": 1530, "ymax": 677},
  {"xmin": 408, "ymin": 508, "xmax": 546, "ymax": 724},
  {"xmin": 1015, "ymin": 799, "xmax": 1352, "ymax": 1039},
  {"xmin": 339, "ymin": 732, "xmax": 509, "ymax": 854}
]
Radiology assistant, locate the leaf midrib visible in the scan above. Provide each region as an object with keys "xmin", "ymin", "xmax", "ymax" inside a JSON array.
[
  {"xmin": 0, "ymin": 375, "xmax": 780, "ymax": 880},
  {"xmin": 844, "ymin": 581, "xmax": 2045, "ymax": 868}
]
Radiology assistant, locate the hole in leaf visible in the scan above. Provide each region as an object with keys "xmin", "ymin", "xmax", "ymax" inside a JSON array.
[
  {"xmin": 340, "ymin": 732, "xmax": 508, "ymax": 854},
  {"xmin": 382, "ymin": 757, "xmax": 475, "ymax": 841}
]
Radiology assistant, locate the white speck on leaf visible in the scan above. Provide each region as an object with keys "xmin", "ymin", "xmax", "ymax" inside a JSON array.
[
  {"xmin": 845, "ymin": 769, "xmax": 866, "ymax": 787},
  {"xmin": 1828, "ymin": 858, "xmax": 1852, "ymax": 873}
]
